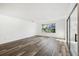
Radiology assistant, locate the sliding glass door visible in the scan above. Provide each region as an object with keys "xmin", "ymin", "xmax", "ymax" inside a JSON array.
[
  {"xmin": 70, "ymin": 6, "xmax": 78, "ymax": 56},
  {"xmin": 66, "ymin": 4, "xmax": 78, "ymax": 56}
]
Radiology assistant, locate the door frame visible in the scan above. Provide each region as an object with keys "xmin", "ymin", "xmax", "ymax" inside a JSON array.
[{"xmin": 78, "ymin": 3, "xmax": 79, "ymax": 56}]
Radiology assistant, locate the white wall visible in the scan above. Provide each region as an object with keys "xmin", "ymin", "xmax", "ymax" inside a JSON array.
[
  {"xmin": 0, "ymin": 15, "xmax": 36, "ymax": 44},
  {"xmin": 36, "ymin": 19, "xmax": 65, "ymax": 39}
]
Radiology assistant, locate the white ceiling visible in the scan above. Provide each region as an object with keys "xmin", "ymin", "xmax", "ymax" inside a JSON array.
[{"xmin": 0, "ymin": 3, "xmax": 75, "ymax": 23}]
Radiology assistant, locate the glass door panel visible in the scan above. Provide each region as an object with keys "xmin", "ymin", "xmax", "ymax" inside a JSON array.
[{"xmin": 70, "ymin": 6, "xmax": 78, "ymax": 56}]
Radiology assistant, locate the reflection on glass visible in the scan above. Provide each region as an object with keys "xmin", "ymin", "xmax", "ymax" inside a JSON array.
[{"xmin": 70, "ymin": 6, "xmax": 78, "ymax": 56}]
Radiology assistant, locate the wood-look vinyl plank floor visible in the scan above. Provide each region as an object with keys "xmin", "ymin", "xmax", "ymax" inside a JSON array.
[{"xmin": 0, "ymin": 36, "xmax": 70, "ymax": 56}]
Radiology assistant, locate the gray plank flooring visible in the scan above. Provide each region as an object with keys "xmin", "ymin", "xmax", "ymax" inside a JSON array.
[{"xmin": 0, "ymin": 36, "xmax": 70, "ymax": 56}]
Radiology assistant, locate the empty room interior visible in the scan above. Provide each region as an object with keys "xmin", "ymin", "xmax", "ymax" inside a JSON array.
[{"xmin": 0, "ymin": 3, "xmax": 78, "ymax": 56}]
